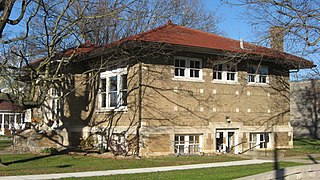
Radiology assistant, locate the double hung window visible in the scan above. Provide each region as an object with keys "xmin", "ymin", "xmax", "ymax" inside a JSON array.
[
  {"xmin": 174, "ymin": 57, "xmax": 202, "ymax": 80},
  {"xmin": 99, "ymin": 68, "xmax": 127, "ymax": 110},
  {"xmin": 213, "ymin": 63, "xmax": 237, "ymax": 82},
  {"xmin": 50, "ymin": 88, "xmax": 61, "ymax": 120},
  {"xmin": 174, "ymin": 134, "xmax": 202, "ymax": 154},
  {"xmin": 249, "ymin": 133, "xmax": 269, "ymax": 149},
  {"xmin": 43, "ymin": 88, "xmax": 62, "ymax": 122},
  {"xmin": 247, "ymin": 65, "xmax": 269, "ymax": 84}
]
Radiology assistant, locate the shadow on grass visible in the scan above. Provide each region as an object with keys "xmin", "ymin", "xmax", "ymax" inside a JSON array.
[
  {"xmin": 307, "ymin": 154, "xmax": 319, "ymax": 164},
  {"xmin": 1, "ymin": 149, "xmax": 72, "ymax": 166},
  {"xmin": 56, "ymin": 164, "xmax": 73, "ymax": 168}
]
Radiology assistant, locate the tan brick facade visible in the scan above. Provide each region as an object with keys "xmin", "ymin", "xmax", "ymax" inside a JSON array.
[{"xmin": 59, "ymin": 53, "xmax": 293, "ymax": 156}]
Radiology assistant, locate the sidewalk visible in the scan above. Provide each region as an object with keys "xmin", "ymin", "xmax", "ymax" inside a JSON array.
[
  {"xmin": 0, "ymin": 159, "xmax": 272, "ymax": 180},
  {"xmin": 258, "ymin": 153, "xmax": 320, "ymax": 164}
]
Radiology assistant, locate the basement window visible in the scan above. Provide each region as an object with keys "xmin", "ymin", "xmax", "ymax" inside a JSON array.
[
  {"xmin": 249, "ymin": 133, "xmax": 270, "ymax": 149},
  {"xmin": 174, "ymin": 134, "xmax": 203, "ymax": 154}
]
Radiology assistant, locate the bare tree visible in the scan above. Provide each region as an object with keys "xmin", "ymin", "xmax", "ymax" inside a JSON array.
[
  {"xmin": 72, "ymin": 0, "xmax": 221, "ymax": 45},
  {"xmin": 222, "ymin": 0, "xmax": 319, "ymax": 77},
  {"xmin": 0, "ymin": 0, "xmax": 220, "ymax": 108},
  {"xmin": 0, "ymin": 0, "xmax": 221, "ymax": 157}
]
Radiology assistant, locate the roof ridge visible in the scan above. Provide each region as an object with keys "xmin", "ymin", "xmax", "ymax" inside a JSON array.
[
  {"xmin": 177, "ymin": 25, "xmax": 254, "ymax": 46},
  {"xmin": 121, "ymin": 21, "xmax": 177, "ymax": 42}
]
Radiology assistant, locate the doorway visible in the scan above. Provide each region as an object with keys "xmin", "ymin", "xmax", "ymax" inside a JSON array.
[{"xmin": 216, "ymin": 129, "xmax": 239, "ymax": 154}]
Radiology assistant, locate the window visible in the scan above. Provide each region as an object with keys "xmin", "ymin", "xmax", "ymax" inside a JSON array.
[
  {"xmin": 249, "ymin": 133, "xmax": 269, "ymax": 149},
  {"xmin": 174, "ymin": 57, "xmax": 202, "ymax": 80},
  {"xmin": 43, "ymin": 88, "xmax": 62, "ymax": 122},
  {"xmin": 174, "ymin": 59, "xmax": 186, "ymax": 77},
  {"xmin": 0, "ymin": 113, "xmax": 25, "ymax": 135},
  {"xmin": 213, "ymin": 63, "xmax": 237, "ymax": 82},
  {"xmin": 109, "ymin": 133, "xmax": 127, "ymax": 154},
  {"xmin": 99, "ymin": 68, "xmax": 127, "ymax": 110},
  {"xmin": 247, "ymin": 65, "xmax": 269, "ymax": 84},
  {"xmin": 50, "ymin": 88, "xmax": 61, "ymax": 120},
  {"xmin": 174, "ymin": 134, "xmax": 202, "ymax": 154},
  {"xmin": 96, "ymin": 133, "xmax": 107, "ymax": 150}
]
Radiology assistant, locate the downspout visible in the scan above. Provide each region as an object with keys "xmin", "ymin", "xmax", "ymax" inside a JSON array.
[{"xmin": 135, "ymin": 60, "xmax": 142, "ymax": 157}]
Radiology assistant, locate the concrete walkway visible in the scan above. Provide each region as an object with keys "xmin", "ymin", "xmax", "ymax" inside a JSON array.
[
  {"xmin": 257, "ymin": 153, "xmax": 320, "ymax": 164},
  {"xmin": 0, "ymin": 159, "xmax": 272, "ymax": 180}
]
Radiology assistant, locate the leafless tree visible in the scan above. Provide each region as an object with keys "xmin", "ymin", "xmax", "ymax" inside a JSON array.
[
  {"xmin": 72, "ymin": 0, "xmax": 221, "ymax": 45},
  {"xmin": 222, "ymin": 0, "xmax": 319, "ymax": 78},
  {"xmin": 0, "ymin": 0, "xmax": 221, "ymax": 157},
  {"xmin": 0, "ymin": 0, "xmax": 221, "ymax": 107}
]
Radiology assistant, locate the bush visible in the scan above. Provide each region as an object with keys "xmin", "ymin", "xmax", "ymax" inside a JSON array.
[
  {"xmin": 41, "ymin": 147, "xmax": 58, "ymax": 155},
  {"xmin": 79, "ymin": 136, "xmax": 95, "ymax": 150}
]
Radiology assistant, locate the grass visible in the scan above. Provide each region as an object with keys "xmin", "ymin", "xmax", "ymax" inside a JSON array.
[
  {"xmin": 1, "ymin": 138, "xmax": 319, "ymax": 177},
  {"xmin": 0, "ymin": 139, "xmax": 12, "ymax": 151},
  {"xmin": 284, "ymin": 138, "xmax": 320, "ymax": 156},
  {"xmin": 67, "ymin": 162, "xmax": 305, "ymax": 180},
  {"xmin": 0, "ymin": 154, "xmax": 245, "ymax": 176}
]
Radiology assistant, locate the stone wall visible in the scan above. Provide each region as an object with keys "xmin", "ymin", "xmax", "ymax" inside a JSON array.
[
  {"xmin": 51, "ymin": 53, "xmax": 293, "ymax": 156},
  {"xmin": 14, "ymin": 128, "xmax": 67, "ymax": 153}
]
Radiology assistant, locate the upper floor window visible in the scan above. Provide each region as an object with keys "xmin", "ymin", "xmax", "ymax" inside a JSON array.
[
  {"xmin": 174, "ymin": 57, "xmax": 202, "ymax": 80},
  {"xmin": 247, "ymin": 65, "xmax": 269, "ymax": 84},
  {"xmin": 213, "ymin": 63, "xmax": 237, "ymax": 82},
  {"xmin": 99, "ymin": 68, "xmax": 127, "ymax": 110}
]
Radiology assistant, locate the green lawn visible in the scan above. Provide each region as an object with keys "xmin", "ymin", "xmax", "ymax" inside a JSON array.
[
  {"xmin": 67, "ymin": 162, "xmax": 304, "ymax": 180},
  {"xmin": 0, "ymin": 154, "xmax": 245, "ymax": 176},
  {"xmin": 1, "ymin": 138, "xmax": 319, "ymax": 177},
  {"xmin": 0, "ymin": 139, "xmax": 12, "ymax": 151},
  {"xmin": 284, "ymin": 138, "xmax": 320, "ymax": 156}
]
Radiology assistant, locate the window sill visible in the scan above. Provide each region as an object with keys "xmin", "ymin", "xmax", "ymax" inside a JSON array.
[
  {"xmin": 172, "ymin": 77, "xmax": 205, "ymax": 82},
  {"xmin": 247, "ymin": 82, "xmax": 270, "ymax": 87},
  {"xmin": 211, "ymin": 80, "xmax": 238, "ymax": 84},
  {"xmin": 96, "ymin": 107, "xmax": 128, "ymax": 113}
]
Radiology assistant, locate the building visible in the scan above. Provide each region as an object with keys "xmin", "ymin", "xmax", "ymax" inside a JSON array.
[
  {"xmin": 290, "ymin": 79, "xmax": 320, "ymax": 139},
  {"xmin": 0, "ymin": 99, "xmax": 26, "ymax": 135},
  {"xmin": 28, "ymin": 21, "xmax": 313, "ymax": 156}
]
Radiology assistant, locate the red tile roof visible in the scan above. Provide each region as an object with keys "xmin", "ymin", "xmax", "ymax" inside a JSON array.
[
  {"xmin": 0, "ymin": 101, "xmax": 24, "ymax": 112},
  {"xmin": 120, "ymin": 21, "xmax": 313, "ymax": 68},
  {"xmin": 62, "ymin": 21, "xmax": 314, "ymax": 68},
  {"xmin": 64, "ymin": 40, "xmax": 101, "ymax": 56}
]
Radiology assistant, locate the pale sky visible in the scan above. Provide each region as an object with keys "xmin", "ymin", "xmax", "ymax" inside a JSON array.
[{"xmin": 204, "ymin": 0, "xmax": 251, "ymax": 41}]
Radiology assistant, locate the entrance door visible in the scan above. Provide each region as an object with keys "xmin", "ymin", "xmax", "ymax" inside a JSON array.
[
  {"xmin": 227, "ymin": 132, "xmax": 235, "ymax": 153},
  {"xmin": 216, "ymin": 129, "xmax": 238, "ymax": 154}
]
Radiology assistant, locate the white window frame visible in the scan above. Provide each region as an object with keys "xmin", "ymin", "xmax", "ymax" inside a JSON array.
[
  {"xmin": 174, "ymin": 134, "xmax": 203, "ymax": 154},
  {"xmin": 247, "ymin": 65, "xmax": 269, "ymax": 85},
  {"xmin": 43, "ymin": 88, "xmax": 62, "ymax": 123},
  {"xmin": 249, "ymin": 133, "xmax": 270, "ymax": 149},
  {"xmin": 0, "ymin": 113, "xmax": 25, "ymax": 135},
  {"xmin": 173, "ymin": 57, "xmax": 203, "ymax": 81},
  {"xmin": 49, "ymin": 88, "xmax": 62, "ymax": 120},
  {"xmin": 212, "ymin": 63, "xmax": 238, "ymax": 83},
  {"xmin": 99, "ymin": 68, "xmax": 128, "ymax": 111},
  {"xmin": 96, "ymin": 133, "xmax": 107, "ymax": 150}
]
